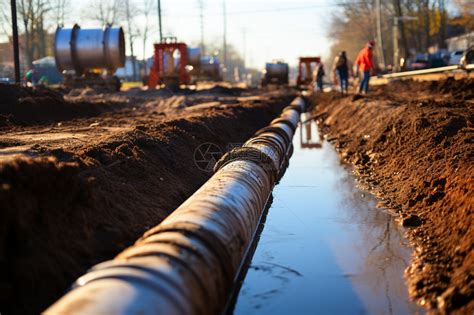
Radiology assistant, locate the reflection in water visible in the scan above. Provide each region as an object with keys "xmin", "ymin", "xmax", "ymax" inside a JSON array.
[
  {"xmin": 231, "ymin": 115, "xmax": 422, "ymax": 315},
  {"xmin": 299, "ymin": 116, "xmax": 323, "ymax": 149}
]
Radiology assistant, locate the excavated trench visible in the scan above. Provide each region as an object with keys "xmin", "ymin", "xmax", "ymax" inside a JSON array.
[
  {"xmin": 4, "ymin": 80, "xmax": 469, "ymax": 313},
  {"xmin": 44, "ymin": 101, "xmax": 423, "ymax": 314},
  {"xmin": 231, "ymin": 114, "xmax": 422, "ymax": 314},
  {"xmin": 0, "ymin": 85, "xmax": 295, "ymax": 314}
]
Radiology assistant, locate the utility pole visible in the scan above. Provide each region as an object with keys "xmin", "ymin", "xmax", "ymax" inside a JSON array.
[
  {"xmin": 198, "ymin": 0, "xmax": 205, "ymax": 55},
  {"xmin": 10, "ymin": 0, "xmax": 20, "ymax": 83},
  {"xmin": 393, "ymin": 15, "xmax": 417, "ymax": 72},
  {"xmin": 157, "ymin": 0, "xmax": 163, "ymax": 42},
  {"xmin": 222, "ymin": 0, "xmax": 227, "ymax": 74},
  {"xmin": 125, "ymin": 0, "xmax": 137, "ymax": 81},
  {"xmin": 393, "ymin": 17, "xmax": 399, "ymax": 72},
  {"xmin": 242, "ymin": 27, "xmax": 246, "ymax": 68},
  {"xmin": 376, "ymin": 0, "xmax": 386, "ymax": 69}
]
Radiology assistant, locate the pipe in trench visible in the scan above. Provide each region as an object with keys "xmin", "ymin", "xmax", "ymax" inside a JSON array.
[{"xmin": 44, "ymin": 96, "xmax": 307, "ymax": 315}]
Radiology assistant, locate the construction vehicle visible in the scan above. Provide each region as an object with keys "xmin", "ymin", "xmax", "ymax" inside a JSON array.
[
  {"xmin": 148, "ymin": 37, "xmax": 190, "ymax": 90},
  {"xmin": 261, "ymin": 61, "xmax": 289, "ymax": 86},
  {"xmin": 148, "ymin": 43, "xmax": 222, "ymax": 89},
  {"xmin": 54, "ymin": 24, "xmax": 125, "ymax": 91},
  {"xmin": 297, "ymin": 56, "xmax": 321, "ymax": 87},
  {"xmin": 186, "ymin": 48, "xmax": 222, "ymax": 82},
  {"xmin": 199, "ymin": 56, "xmax": 222, "ymax": 82},
  {"xmin": 460, "ymin": 46, "xmax": 474, "ymax": 69}
]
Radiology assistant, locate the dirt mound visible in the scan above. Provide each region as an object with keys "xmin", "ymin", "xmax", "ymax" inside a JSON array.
[
  {"xmin": 0, "ymin": 84, "xmax": 124, "ymax": 126},
  {"xmin": 373, "ymin": 78, "xmax": 423, "ymax": 94},
  {"xmin": 0, "ymin": 92, "xmax": 292, "ymax": 314},
  {"xmin": 370, "ymin": 77, "xmax": 474, "ymax": 101},
  {"xmin": 311, "ymin": 79, "xmax": 473, "ymax": 314},
  {"xmin": 429, "ymin": 77, "xmax": 474, "ymax": 100}
]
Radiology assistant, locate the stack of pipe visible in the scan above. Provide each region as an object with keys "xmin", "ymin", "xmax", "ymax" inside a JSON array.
[{"xmin": 45, "ymin": 97, "xmax": 307, "ymax": 315}]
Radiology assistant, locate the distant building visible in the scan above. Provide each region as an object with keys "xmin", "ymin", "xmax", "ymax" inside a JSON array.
[
  {"xmin": 115, "ymin": 56, "xmax": 144, "ymax": 81},
  {"xmin": 0, "ymin": 41, "xmax": 27, "ymax": 80},
  {"xmin": 446, "ymin": 31, "xmax": 474, "ymax": 51}
]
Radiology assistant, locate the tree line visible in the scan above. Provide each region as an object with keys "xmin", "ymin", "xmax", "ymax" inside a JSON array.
[
  {"xmin": 0, "ymin": 0, "xmax": 245, "ymax": 81},
  {"xmin": 0, "ymin": 0, "xmax": 154, "ymax": 77},
  {"xmin": 328, "ymin": 0, "xmax": 473, "ymax": 70}
]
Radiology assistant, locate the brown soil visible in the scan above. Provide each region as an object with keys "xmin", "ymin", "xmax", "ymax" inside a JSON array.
[
  {"xmin": 310, "ymin": 78, "xmax": 473, "ymax": 314},
  {"xmin": 0, "ymin": 84, "xmax": 128, "ymax": 126},
  {"xmin": 0, "ymin": 84, "xmax": 295, "ymax": 314}
]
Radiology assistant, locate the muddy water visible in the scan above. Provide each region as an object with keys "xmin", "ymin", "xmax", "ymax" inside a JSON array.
[{"xmin": 231, "ymin": 114, "xmax": 422, "ymax": 314}]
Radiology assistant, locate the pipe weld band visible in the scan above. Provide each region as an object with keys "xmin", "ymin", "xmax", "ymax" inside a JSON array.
[
  {"xmin": 283, "ymin": 104, "xmax": 303, "ymax": 114},
  {"xmin": 270, "ymin": 117, "xmax": 298, "ymax": 131},
  {"xmin": 213, "ymin": 147, "xmax": 279, "ymax": 181},
  {"xmin": 254, "ymin": 126, "xmax": 291, "ymax": 146}
]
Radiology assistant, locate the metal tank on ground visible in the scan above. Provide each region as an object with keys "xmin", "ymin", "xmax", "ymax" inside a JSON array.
[
  {"xmin": 54, "ymin": 24, "xmax": 126, "ymax": 91},
  {"xmin": 261, "ymin": 61, "xmax": 289, "ymax": 86}
]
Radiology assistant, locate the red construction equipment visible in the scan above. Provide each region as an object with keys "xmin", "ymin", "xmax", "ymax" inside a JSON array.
[
  {"xmin": 297, "ymin": 56, "xmax": 321, "ymax": 87},
  {"xmin": 148, "ymin": 37, "xmax": 190, "ymax": 89}
]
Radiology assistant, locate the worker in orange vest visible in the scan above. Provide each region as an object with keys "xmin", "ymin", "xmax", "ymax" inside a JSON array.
[{"xmin": 355, "ymin": 40, "xmax": 375, "ymax": 94}]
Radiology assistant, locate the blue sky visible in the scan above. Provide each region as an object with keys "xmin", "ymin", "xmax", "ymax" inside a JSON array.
[
  {"xmin": 1, "ymin": 0, "xmax": 463, "ymax": 68},
  {"xmin": 74, "ymin": 0, "xmax": 340, "ymax": 68},
  {"xmin": 156, "ymin": 0, "xmax": 337, "ymax": 67}
]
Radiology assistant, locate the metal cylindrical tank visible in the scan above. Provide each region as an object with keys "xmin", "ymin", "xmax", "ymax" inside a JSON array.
[
  {"xmin": 54, "ymin": 24, "xmax": 125, "ymax": 74},
  {"xmin": 265, "ymin": 62, "xmax": 289, "ymax": 78},
  {"xmin": 263, "ymin": 61, "xmax": 289, "ymax": 85}
]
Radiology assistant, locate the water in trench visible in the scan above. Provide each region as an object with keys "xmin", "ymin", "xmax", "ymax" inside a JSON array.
[{"xmin": 231, "ymin": 113, "xmax": 423, "ymax": 314}]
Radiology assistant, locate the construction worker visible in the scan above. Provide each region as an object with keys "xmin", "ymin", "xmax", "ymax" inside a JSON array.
[
  {"xmin": 355, "ymin": 40, "xmax": 375, "ymax": 94},
  {"xmin": 25, "ymin": 69, "xmax": 37, "ymax": 87},
  {"xmin": 313, "ymin": 62, "xmax": 325, "ymax": 92},
  {"xmin": 332, "ymin": 51, "xmax": 352, "ymax": 94}
]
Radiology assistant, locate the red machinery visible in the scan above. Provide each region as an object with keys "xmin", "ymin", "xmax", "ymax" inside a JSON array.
[
  {"xmin": 148, "ymin": 37, "xmax": 190, "ymax": 89},
  {"xmin": 296, "ymin": 56, "xmax": 321, "ymax": 87}
]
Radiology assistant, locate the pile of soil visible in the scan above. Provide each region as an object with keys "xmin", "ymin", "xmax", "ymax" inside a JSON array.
[
  {"xmin": 429, "ymin": 77, "xmax": 474, "ymax": 100},
  {"xmin": 310, "ymin": 78, "xmax": 473, "ymax": 314},
  {"xmin": 0, "ymin": 84, "xmax": 127, "ymax": 126},
  {"xmin": 0, "ymin": 85, "xmax": 295, "ymax": 314}
]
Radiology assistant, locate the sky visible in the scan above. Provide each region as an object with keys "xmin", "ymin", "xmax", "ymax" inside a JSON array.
[
  {"xmin": 0, "ymin": 0, "xmax": 464, "ymax": 68},
  {"xmin": 147, "ymin": 0, "xmax": 339, "ymax": 68},
  {"xmin": 1, "ymin": 0, "xmax": 343, "ymax": 68}
]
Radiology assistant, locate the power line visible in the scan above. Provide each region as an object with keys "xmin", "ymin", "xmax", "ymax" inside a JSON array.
[
  {"xmin": 160, "ymin": 2, "xmax": 366, "ymax": 18},
  {"xmin": 198, "ymin": 0, "xmax": 204, "ymax": 54},
  {"xmin": 223, "ymin": 0, "xmax": 227, "ymax": 69},
  {"xmin": 157, "ymin": 0, "xmax": 163, "ymax": 41}
]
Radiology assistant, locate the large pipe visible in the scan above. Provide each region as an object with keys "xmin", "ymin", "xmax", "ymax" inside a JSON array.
[
  {"xmin": 54, "ymin": 24, "xmax": 125, "ymax": 74},
  {"xmin": 45, "ymin": 97, "xmax": 307, "ymax": 315}
]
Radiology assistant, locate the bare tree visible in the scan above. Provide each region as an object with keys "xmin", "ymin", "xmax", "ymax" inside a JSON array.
[
  {"xmin": 124, "ymin": 0, "xmax": 140, "ymax": 81},
  {"xmin": 0, "ymin": 0, "xmax": 11, "ymax": 39},
  {"xmin": 85, "ymin": 0, "xmax": 124, "ymax": 26},
  {"xmin": 329, "ymin": 0, "xmax": 457, "ymax": 71},
  {"xmin": 51, "ymin": 0, "xmax": 70, "ymax": 26},
  {"xmin": 16, "ymin": 0, "xmax": 51, "ymax": 65},
  {"xmin": 328, "ymin": 1, "xmax": 379, "ymax": 68},
  {"xmin": 141, "ymin": 0, "xmax": 155, "ymax": 75},
  {"xmin": 452, "ymin": 0, "xmax": 474, "ymax": 32}
]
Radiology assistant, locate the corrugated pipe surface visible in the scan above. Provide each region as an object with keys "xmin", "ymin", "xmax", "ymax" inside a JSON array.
[{"xmin": 45, "ymin": 97, "xmax": 307, "ymax": 315}]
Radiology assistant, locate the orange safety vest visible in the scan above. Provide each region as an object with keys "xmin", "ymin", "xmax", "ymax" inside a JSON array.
[{"xmin": 355, "ymin": 47, "xmax": 374, "ymax": 71}]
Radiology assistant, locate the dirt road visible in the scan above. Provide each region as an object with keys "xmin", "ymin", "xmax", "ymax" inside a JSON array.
[
  {"xmin": 310, "ymin": 78, "xmax": 473, "ymax": 314},
  {"xmin": 0, "ymin": 84, "xmax": 295, "ymax": 314}
]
